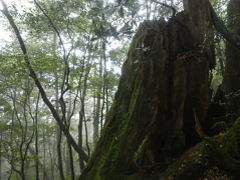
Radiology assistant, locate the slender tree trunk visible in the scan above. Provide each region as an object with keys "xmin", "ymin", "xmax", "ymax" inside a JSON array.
[
  {"xmin": 57, "ymin": 130, "xmax": 65, "ymax": 180},
  {"xmin": 66, "ymin": 96, "xmax": 75, "ymax": 180},
  {"xmin": 78, "ymin": 57, "xmax": 85, "ymax": 172},
  {"xmin": 52, "ymin": 33, "xmax": 65, "ymax": 180},
  {"xmin": 48, "ymin": 140, "xmax": 55, "ymax": 180},
  {"xmin": 77, "ymin": 35, "xmax": 93, "ymax": 171},
  {"xmin": 35, "ymin": 92, "xmax": 40, "ymax": 180},
  {"xmin": 93, "ymin": 90, "xmax": 100, "ymax": 146},
  {"xmin": 19, "ymin": 116, "xmax": 25, "ymax": 179},
  {"xmin": 67, "ymin": 142, "xmax": 75, "ymax": 180},
  {"xmin": 78, "ymin": 111, "xmax": 84, "ymax": 171},
  {"xmin": 100, "ymin": 40, "xmax": 108, "ymax": 129},
  {"xmin": 63, "ymin": 140, "xmax": 68, "ymax": 176},
  {"xmin": 79, "ymin": 46, "xmax": 92, "ymax": 156},
  {"xmin": 78, "ymin": 62, "xmax": 86, "ymax": 171},
  {"xmin": 8, "ymin": 110, "xmax": 15, "ymax": 180},
  {"xmin": 42, "ymin": 128, "xmax": 46, "ymax": 180},
  {"xmin": 216, "ymin": 42, "xmax": 225, "ymax": 75},
  {"xmin": 84, "ymin": 118, "xmax": 91, "ymax": 156},
  {"xmin": 93, "ymin": 60, "xmax": 101, "ymax": 146},
  {"xmin": 81, "ymin": 64, "xmax": 91, "ymax": 156},
  {"xmin": 56, "ymin": 79, "xmax": 65, "ymax": 180},
  {"xmin": 20, "ymin": 155, "xmax": 25, "ymax": 180}
]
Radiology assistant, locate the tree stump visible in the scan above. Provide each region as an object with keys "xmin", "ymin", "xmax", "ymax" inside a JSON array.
[{"xmin": 80, "ymin": 9, "xmax": 215, "ymax": 179}]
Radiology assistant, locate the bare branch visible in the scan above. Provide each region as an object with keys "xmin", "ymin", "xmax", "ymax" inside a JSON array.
[{"xmin": 152, "ymin": 0, "xmax": 176, "ymax": 17}]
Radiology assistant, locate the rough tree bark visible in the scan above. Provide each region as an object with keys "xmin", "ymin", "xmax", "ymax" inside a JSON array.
[
  {"xmin": 80, "ymin": 0, "xmax": 215, "ymax": 179},
  {"xmin": 223, "ymin": 0, "xmax": 240, "ymax": 93}
]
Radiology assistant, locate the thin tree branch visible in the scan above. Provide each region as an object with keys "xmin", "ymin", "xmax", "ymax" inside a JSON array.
[
  {"xmin": 209, "ymin": 1, "xmax": 240, "ymax": 49},
  {"xmin": 33, "ymin": 0, "xmax": 76, "ymax": 125},
  {"xmin": 152, "ymin": 0, "xmax": 176, "ymax": 17},
  {"xmin": 33, "ymin": 0, "xmax": 66, "ymax": 57},
  {"xmin": 33, "ymin": 0, "xmax": 71, "ymax": 95}
]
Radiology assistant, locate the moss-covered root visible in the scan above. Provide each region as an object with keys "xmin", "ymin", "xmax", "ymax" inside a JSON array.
[{"xmin": 161, "ymin": 118, "xmax": 240, "ymax": 180}]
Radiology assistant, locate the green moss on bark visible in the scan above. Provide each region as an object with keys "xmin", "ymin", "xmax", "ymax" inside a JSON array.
[{"xmin": 221, "ymin": 117, "xmax": 240, "ymax": 156}]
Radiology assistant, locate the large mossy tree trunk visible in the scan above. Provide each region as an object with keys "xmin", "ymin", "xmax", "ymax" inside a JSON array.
[
  {"xmin": 223, "ymin": 0, "xmax": 240, "ymax": 93},
  {"xmin": 80, "ymin": 1, "xmax": 215, "ymax": 179}
]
